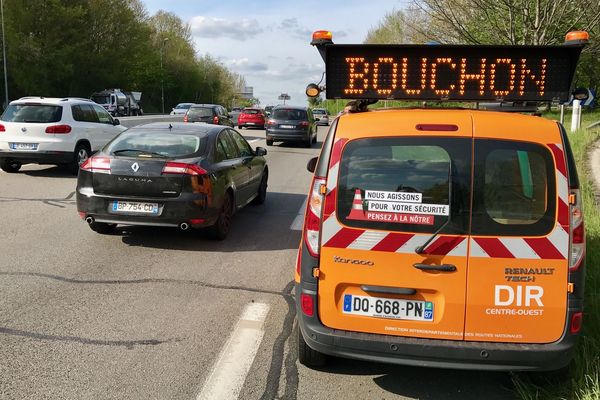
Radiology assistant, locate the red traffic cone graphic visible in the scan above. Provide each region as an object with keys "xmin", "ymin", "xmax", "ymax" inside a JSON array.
[{"xmin": 347, "ymin": 189, "xmax": 366, "ymax": 220}]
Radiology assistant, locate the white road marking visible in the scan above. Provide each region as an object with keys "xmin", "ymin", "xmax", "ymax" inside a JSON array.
[
  {"xmin": 290, "ymin": 197, "xmax": 307, "ymax": 230},
  {"xmin": 197, "ymin": 302, "xmax": 270, "ymax": 400}
]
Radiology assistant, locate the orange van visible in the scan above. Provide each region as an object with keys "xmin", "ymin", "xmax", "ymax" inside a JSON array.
[{"xmin": 295, "ymin": 32, "xmax": 587, "ymax": 371}]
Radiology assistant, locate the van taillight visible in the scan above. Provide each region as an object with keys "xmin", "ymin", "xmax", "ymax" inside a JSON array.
[
  {"xmin": 45, "ymin": 124, "xmax": 72, "ymax": 134},
  {"xmin": 162, "ymin": 162, "xmax": 207, "ymax": 176},
  {"xmin": 80, "ymin": 156, "xmax": 111, "ymax": 173},
  {"xmin": 569, "ymin": 188, "xmax": 585, "ymax": 271},
  {"xmin": 213, "ymin": 116, "xmax": 219, "ymax": 124},
  {"xmin": 300, "ymin": 293, "xmax": 314, "ymax": 316},
  {"xmin": 0, "ymin": 124, "xmax": 5, "ymax": 132},
  {"xmin": 304, "ymin": 176, "xmax": 326, "ymax": 256},
  {"xmin": 570, "ymin": 312, "xmax": 583, "ymax": 334}
]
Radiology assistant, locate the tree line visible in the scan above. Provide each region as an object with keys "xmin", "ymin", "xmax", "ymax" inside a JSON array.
[
  {"xmin": 0, "ymin": 0, "xmax": 249, "ymax": 112},
  {"xmin": 365, "ymin": 0, "xmax": 600, "ymax": 90}
]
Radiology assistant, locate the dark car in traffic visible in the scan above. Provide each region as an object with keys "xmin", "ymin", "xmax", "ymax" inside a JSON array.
[
  {"xmin": 265, "ymin": 106, "xmax": 317, "ymax": 147},
  {"xmin": 76, "ymin": 122, "xmax": 268, "ymax": 239},
  {"xmin": 184, "ymin": 104, "xmax": 234, "ymax": 127}
]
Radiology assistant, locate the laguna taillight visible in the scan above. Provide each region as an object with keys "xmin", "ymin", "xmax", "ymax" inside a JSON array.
[
  {"xmin": 569, "ymin": 188, "xmax": 585, "ymax": 271},
  {"xmin": 304, "ymin": 176, "xmax": 326, "ymax": 257},
  {"xmin": 80, "ymin": 156, "xmax": 111, "ymax": 174},
  {"xmin": 162, "ymin": 162, "xmax": 207, "ymax": 176}
]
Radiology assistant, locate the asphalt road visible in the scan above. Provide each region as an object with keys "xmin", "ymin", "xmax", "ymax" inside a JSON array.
[{"xmin": 0, "ymin": 121, "xmax": 517, "ymax": 399}]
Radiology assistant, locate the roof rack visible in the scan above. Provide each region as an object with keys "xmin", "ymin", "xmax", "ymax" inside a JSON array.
[
  {"xmin": 18, "ymin": 96, "xmax": 46, "ymax": 100},
  {"xmin": 60, "ymin": 97, "xmax": 94, "ymax": 102}
]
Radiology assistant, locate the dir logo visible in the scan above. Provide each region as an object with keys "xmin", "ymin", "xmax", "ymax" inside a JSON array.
[{"xmin": 494, "ymin": 285, "xmax": 544, "ymax": 307}]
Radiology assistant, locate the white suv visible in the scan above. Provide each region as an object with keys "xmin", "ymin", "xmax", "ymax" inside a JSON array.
[{"xmin": 0, "ymin": 97, "xmax": 127, "ymax": 173}]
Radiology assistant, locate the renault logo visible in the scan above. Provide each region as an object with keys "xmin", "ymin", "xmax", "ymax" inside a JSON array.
[
  {"xmin": 131, "ymin": 162, "xmax": 140, "ymax": 172},
  {"xmin": 21, "ymin": 127, "xmax": 27, "ymax": 133}
]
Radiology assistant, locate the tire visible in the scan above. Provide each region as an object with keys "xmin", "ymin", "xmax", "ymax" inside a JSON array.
[
  {"xmin": 238, "ymin": 125, "xmax": 244, "ymax": 129},
  {"xmin": 88, "ymin": 222, "xmax": 116, "ymax": 234},
  {"xmin": 312, "ymin": 133, "xmax": 317, "ymax": 144},
  {"xmin": 70, "ymin": 143, "xmax": 91, "ymax": 175},
  {"xmin": 266, "ymin": 139, "xmax": 273, "ymax": 146},
  {"xmin": 0, "ymin": 159, "xmax": 21, "ymax": 173},
  {"xmin": 305, "ymin": 137, "xmax": 312, "ymax": 148},
  {"xmin": 297, "ymin": 324, "xmax": 326, "ymax": 368},
  {"xmin": 210, "ymin": 191, "xmax": 233, "ymax": 240},
  {"xmin": 252, "ymin": 171, "xmax": 268, "ymax": 205}
]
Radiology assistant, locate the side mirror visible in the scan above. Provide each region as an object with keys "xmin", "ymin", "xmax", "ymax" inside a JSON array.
[
  {"xmin": 255, "ymin": 147, "xmax": 267, "ymax": 156},
  {"xmin": 307, "ymin": 156, "xmax": 318, "ymax": 173},
  {"xmin": 113, "ymin": 118, "xmax": 120, "ymax": 126}
]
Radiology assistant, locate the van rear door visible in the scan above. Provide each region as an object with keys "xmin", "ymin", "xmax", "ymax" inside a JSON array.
[
  {"xmin": 465, "ymin": 115, "xmax": 570, "ymax": 343},
  {"xmin": 317, "ymin": 113, "xmax": 472, "ymax": 341}
]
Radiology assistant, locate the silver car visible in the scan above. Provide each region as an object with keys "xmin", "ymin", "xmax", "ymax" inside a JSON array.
[
  {"xmin": 312, "ymin": 108, "xmax": 329, "ymax": 126},
  {"xmin": 170, "ymin": 103, "xmax": 195, "ymax": 116}
]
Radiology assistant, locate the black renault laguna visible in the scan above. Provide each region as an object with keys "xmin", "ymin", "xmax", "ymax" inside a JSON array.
[{"xmin": 76, "ymin": 122, "xmax": 268, "ymax": 239}]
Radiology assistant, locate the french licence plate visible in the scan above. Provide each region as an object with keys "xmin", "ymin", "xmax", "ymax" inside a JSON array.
[
  {"xmin": 247, "ymin": 122, "xmax": 255, "ymax": 125},
  {"xmin": 343, "ymin": 294, "xmax": 433, "ymax": 322},
  {"xmin": 10, "ymin": 142, "xmax": 38, "ymax": 151},
  {"xmin": 280, "ymin": 125, "xmax": 294, "ymax": 129},
  {"xmin": 111, "ymin": 201, "xmax": 159, "ymax": 214}
]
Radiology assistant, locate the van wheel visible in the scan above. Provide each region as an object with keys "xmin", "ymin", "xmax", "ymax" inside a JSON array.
[
  {"xmin": 297, "ymin": 324, "xmax": 326, "ymax": 367},
  {"xmin": 209, "ymin": 191, "xmax": 233, "ymax": 240},
  {"xmin": 89, "ymin": 222, "xmax": 116, "ymax": 234},
  {"xmin": 0, "ymin": 159, "xmax": 21, "ymax": 173}
]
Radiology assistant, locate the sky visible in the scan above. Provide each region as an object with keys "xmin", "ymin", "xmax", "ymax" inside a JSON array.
[{"xmin": 142, "ymin": 0, "xmax": 407, "ymax": 106}]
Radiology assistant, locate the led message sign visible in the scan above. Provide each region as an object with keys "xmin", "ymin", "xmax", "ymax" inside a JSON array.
[{"xmin": 325, "ymin": 45, "xmax": 582, "ymax": 101}]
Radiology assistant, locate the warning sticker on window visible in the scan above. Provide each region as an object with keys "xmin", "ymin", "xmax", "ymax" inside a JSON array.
[{"xmin": 347, "ymin": 189, "xmax": 448, "ymax": 224}]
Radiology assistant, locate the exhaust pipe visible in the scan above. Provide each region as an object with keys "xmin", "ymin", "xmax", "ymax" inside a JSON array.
[
  {"xmin": 85, "ymin": 216, "xmax": 94, "ymax": 225},
  {"xmin": 179, "ymin": 222, "xmax": 189, "ymax": 231}
]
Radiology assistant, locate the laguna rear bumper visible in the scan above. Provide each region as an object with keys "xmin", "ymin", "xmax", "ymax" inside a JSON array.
[
  {"xmin": 296, "ymin": 282, "xmax": 580, "ymax": 371},
  {"xmin": 76, "ymin": 186, "xmax": 218, "ymax": 228}
]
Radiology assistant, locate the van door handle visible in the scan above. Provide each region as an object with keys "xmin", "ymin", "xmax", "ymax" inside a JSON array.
[
  {"xmin": 361, "ymin": 285, "xmax": 417, "ymax": 296},
  {"xmin": 413, "ymin": 263, "xmax": 457, "ymax": 272}
]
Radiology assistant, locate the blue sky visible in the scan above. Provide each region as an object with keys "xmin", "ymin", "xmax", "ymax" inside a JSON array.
[{"xmin": 142, "ymin": 0, "xmax": 407, "ymax": 106}]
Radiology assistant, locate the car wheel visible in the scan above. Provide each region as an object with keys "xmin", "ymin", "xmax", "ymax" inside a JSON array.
[
  {"xmin": 88, "ymin": 222, "xmax": 116, "ymax": 234},
  {"xmin": 266, "ymin": 139, "xmax": 273, "ymax": 146},
  {"xmin": 305, "ymin": 137, "xmax": 312, "ymax": 148},
  {"xmin": 252, "ymin": 171, "xmax": 268, "ymax": 205},
  {"xmin": 238, "ymin": 125, "xmax": 244, "ymax": 129},
  {"xmin": 297, "ymin": 324, "xmax": 326, "ymax": 368},
  {"xmin": 210, "ymin": 191, "xmax": 233, "ymax": 240},
  {"xmin": 312, "ymin": 134, "xmax": 317, "ymax": 144},
  {"xmin": 0, "ymin": 159, "xmax": 22, "ymax": 173},
  {"xmin": 70, "ymin": 143, "xmax": 91, "ymax": 175}
]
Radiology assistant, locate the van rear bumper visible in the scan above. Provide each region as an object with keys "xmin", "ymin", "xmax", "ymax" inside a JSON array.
[{"xmin": 296, "ymin": 284, "xmax": 579, "ymax": 371}]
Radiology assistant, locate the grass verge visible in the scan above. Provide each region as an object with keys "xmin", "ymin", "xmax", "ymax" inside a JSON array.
[{"xmin": 513, "ymin": 117, "xmax": 600, "ymax": 400}]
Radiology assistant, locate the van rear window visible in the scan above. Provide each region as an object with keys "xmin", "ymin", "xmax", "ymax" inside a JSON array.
[
  {"xmin": 472, "ymin": 139, "xmax": 556, "ymax": 236},
  {"xmin": 337, "ymin": 137, "xmax": 471, "ymax": 234}
]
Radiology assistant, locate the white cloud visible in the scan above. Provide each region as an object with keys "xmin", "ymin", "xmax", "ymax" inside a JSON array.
[
  {"xmin": 190, "ymin": 16, "xmax": 263, "ymax": 41},
  {"xmin": 225, "ymin": 58, "xmax": 269, "ymax": 72}
]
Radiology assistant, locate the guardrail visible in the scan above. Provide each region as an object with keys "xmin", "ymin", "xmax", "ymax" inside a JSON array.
[{"xmin": 118, "ymin": 115, "xmax": 183, "ymax": 128}]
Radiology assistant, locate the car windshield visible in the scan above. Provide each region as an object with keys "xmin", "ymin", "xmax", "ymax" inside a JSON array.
[
  {"xmin": 313, "ymin": 109, "xmax": 326, "ymax": 114},
  {"xmin": 243, "ymin": 109, "xmax": 260, "ymax": 114},
  {"xmin": 175, "ymin": 104, "xmax": 192, "ymax": 110},
  {"xmin": 188, "ymin": 108, "xmax": 213, "ymax": 118},
  {"xmin": 1, "ymin": 104, "xmax": 63, "ymax": 123},
  {"xmin": 272, "ymin": 109, "xmax": 307, "ymax": 120},
  {"xmin": 106, "ymin": 132, "xmax": 206, "ymax": 158}
]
